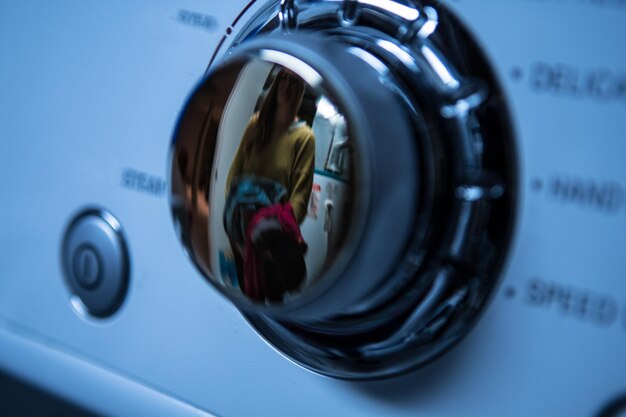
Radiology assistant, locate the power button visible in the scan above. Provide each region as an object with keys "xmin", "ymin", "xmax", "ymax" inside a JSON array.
[
  {"xmin": 71, "ymin": 244, "xmax": 102, "ymax": 289},
  {"xmin": 61, "ymin": 208, "xmax": 130, "ymax": 317}
]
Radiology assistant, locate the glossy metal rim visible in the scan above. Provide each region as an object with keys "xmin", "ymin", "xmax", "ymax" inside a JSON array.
[
  {"xmin": 172, "ymin": 0, "xmax": 518, "ymax": 379},
  {"xmin": 243, "ymin": 0, "xmax": 516, "ymax": 379}
]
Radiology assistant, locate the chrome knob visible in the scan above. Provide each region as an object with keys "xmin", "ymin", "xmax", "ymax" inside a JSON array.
[{"xmin": 170, "ymin": 0, "xmax": 516, "ymax": 379}]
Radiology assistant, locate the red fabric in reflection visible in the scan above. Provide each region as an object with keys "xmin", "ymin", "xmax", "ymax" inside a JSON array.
[{"xmin": 242, "ymin": 202, "xmax": 305, "ymax": 301}]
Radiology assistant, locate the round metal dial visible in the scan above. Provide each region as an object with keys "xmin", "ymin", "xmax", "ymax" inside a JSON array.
[{"xmin": 170, "ymin": 0, "xmax": 517, "ymax": 379}]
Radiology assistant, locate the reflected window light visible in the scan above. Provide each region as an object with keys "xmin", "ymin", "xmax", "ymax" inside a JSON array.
[
  {"xmin": 347, "ymin": 46, "xmax": 389, "ymax": 76},
  {"xmin": 316, "ymin": 96, "xmax": 339, "ymax": 119},
  {"xmin": 376, "ymin": 40, "xmax": 420, "ymax": 72},
  {"xmin": 421, "ymin": 45, "xmax": 460, "ymax": 89},
  {"xmin": 417, "ymin": 6, "xmax": 438, "ymax": 39},
  {"xmin": 358, "ymin": 0, "xmax": 420, "ymax": 21},
  {"xmin": 258, "ymin": 50, "xmax": 323, "ymax": 88}
]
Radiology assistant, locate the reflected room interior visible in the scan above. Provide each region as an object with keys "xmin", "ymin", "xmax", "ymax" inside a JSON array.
[{"xmin": 208, "ymin": 62, "xmax": 353, "ymax": 304}]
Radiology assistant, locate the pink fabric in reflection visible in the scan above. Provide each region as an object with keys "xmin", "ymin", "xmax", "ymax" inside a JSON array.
[{"xmin": 243, "ymin": 202, "xmax": 305, "ymax": 301}]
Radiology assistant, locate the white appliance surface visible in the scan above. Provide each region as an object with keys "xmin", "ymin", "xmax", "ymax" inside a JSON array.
[{"xmin": 0, "ymin": 1, "xmax": 625, "ymax": 416}]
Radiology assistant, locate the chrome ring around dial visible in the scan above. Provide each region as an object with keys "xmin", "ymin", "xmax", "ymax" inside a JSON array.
[{"xmin": 170, "ymin": 0, "xmax": 517, "ymax": 379}]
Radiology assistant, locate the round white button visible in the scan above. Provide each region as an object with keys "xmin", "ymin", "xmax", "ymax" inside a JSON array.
[{"xmin": 62, "ymin": 209, "xmax": 130, "ymax": 317}]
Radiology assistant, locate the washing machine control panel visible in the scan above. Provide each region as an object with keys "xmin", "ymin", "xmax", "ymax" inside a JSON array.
[
  {"xmin": 0, "ymin": 0, "xmax": 625, "ymax": 416},
  {"xmin": 171, "ymin": 0, "xmax": 516, "ymax": 379}
]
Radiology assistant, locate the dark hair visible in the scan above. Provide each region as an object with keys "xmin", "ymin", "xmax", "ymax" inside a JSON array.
[{"xmin": 248, "ymin": 68, "xmax": 306, "ymax": 151}]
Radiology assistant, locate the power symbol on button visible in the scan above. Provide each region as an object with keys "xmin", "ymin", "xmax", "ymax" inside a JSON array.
[
  {"xmin": 62, "ymin": 209, "xmax": 129, "ymax": 317},
  {"xmin": 72, "ymin": 244, "xmax": 103, "ymax": 290}
]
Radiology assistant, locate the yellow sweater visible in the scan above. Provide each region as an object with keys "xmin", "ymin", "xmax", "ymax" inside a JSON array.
[{"xmin": 226, "ymin": 116, "xmax": 316, "ymax": 224}]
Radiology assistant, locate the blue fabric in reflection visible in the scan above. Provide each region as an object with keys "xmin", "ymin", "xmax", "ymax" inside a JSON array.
[{"xmin": 223, "ymin": 176, "xmax": 288, "ymax": 256}]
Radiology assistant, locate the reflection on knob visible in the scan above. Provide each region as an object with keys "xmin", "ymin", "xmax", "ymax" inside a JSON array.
[
  {"xmin": 170, "ymin": 0, "xmax": 516, "ymax": 379},
  {"xmin": 172, "ymin": 33, "xmax": 419, "ymax": 315}
]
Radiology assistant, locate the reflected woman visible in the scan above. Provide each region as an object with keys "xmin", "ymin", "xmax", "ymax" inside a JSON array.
[
  {"xmin": 226, "ymin": 69, "xmax": 315, "ymax": 222},
  {"xmin": 224, "ymin": 68, "xmax": 315, "ymax": 301}
]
